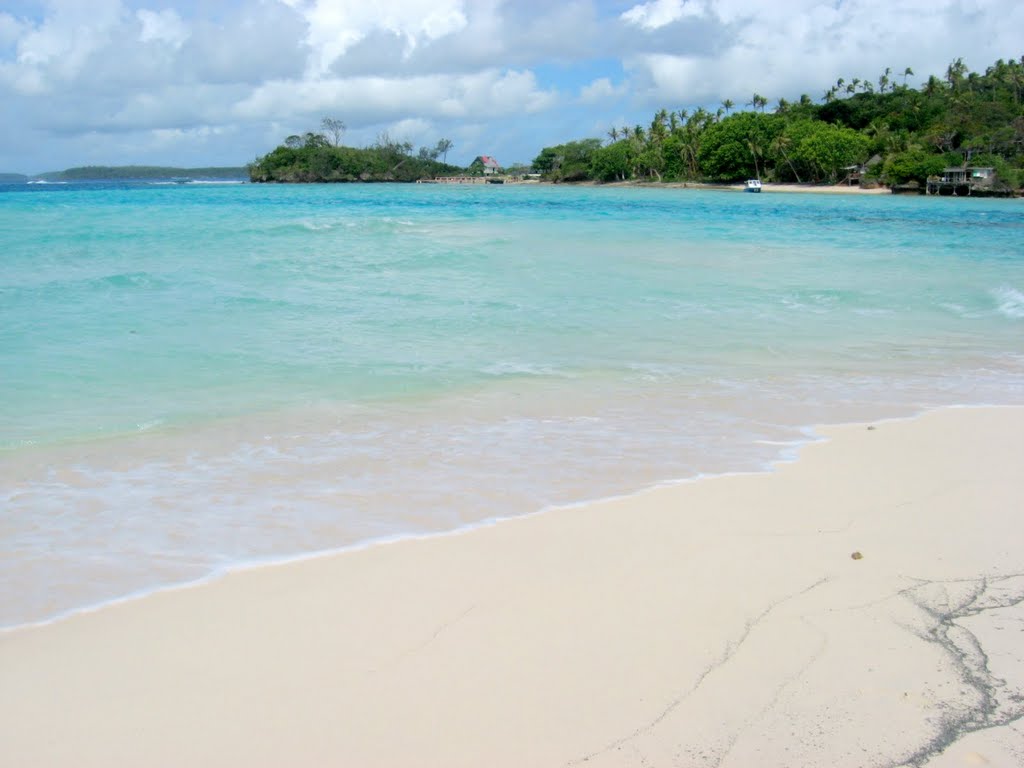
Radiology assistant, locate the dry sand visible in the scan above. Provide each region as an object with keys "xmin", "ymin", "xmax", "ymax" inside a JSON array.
[
  {"xmin": 2, "ymin": 406, "xmax": 1023, "ymax": 767},
  {"xmin": 597, "ymin": 180, "xmax": 891, "ymax": 194},
  {"xmin": 754, "ymin": 182, "xmax": 891, "ymax": 194}
]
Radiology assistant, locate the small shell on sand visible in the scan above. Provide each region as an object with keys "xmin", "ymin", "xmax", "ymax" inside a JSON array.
[{"xmin": 851, "ymin": 551, "xmax": 864, "ymax": 560}]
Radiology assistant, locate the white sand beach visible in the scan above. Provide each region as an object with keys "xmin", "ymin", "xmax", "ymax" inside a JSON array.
[
  {"xmin": 599, "ymin": 180, "xmax": 892, "ymax": 194},
  {"xmin": 753, "ymin": 182, "xmax": 892, "ymax": 194},
  {"xmin": 2, "ymin": 406, "xmax": 1023, "ymax": 767}
]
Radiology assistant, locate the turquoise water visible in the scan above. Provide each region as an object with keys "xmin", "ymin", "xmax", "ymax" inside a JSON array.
[{"xmin": 2, "ymin": 181, "xmax": 1023, "ymax": 627}]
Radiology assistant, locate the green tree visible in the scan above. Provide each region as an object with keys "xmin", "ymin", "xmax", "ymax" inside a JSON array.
[
  {"xmin": 882, "ymin": 148, "xmax": 945, "ymax": 184},
  {"xmin": 698, "ymin": 112, "xmax": 781, "ymax": 181},
  {"xmin": 590, "ymin": 140, "xmax": 635, "ymax": 181},
  {"xmin": 302, "ymin": 132, "xmax": 330, "ymax": 149},
  {"xmin": 532, "ymin": 139, "xmax": 603, "ymax": 181},
  {"xmin": 793, "ymin": 122, "xmax": 869, "ymax": 182}
]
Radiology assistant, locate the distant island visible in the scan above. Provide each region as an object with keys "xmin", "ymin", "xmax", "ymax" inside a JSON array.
[
  {"xmin": 0, "ymin": 173, "xmax": 29, "ymax": 183},
  {"xmin": 32, "ymin": 165, "xmax": 249, "ymax": 181},
  {"xmin": 249, "ymin": 129, "xmax": 463, "ymax": 183}
]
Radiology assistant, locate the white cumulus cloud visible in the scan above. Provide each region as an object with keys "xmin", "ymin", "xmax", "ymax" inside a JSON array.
[
  {"xmin": 621, "ymin": 0, "xmax": 1024, "ymax": 108},
  {"xmin": 579, "ymin": 77, "xmax": 625, "ymax": 104},
  {"xmin": 137, "ymin": 9, "xmax": 190, "ymax": 48},
  {"xmin": 621, "ymin": 0, "xmax": 703, "ymax": 30},
  {"xmin": 286, "ymin": 0, "xmax": 469, "ymax": 75}
]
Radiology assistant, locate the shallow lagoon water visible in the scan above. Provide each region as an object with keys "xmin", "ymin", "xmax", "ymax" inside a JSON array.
[{"xmin": 2, "ymin": 182, "xmax": 1023, "ymax": 627}]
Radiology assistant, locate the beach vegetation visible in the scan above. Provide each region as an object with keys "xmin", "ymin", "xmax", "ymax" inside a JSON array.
[
  {"xmin": 531, "ymin": 139, "xmax": 603, "ymax": 182},
  {"xmin": 590, "ymin": 140, "xmax": 635, "ymax": 182},
  {"xmin": 528, "ymin": 55, "xmax": 1024, "ymax": 191},
  {"xmin": 249, "ymin": 124, "xmax": 462, "ymax": 183},
  {"xmin": 698, "ymin": 112, "xmax": 781, "ymax": 181},
  {"xmin": 883, "ymin": 149, "xmax": 948, "ymax": 185}
]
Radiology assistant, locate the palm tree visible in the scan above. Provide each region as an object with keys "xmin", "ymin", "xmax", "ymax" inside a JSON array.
[
  {"xmin": 770, "ymin": 133, "xmax": 801, "ymax": 183},
  {"xmin": 748, "ymin": 93, "xmax": 768, "ymax": 112},
  {"xmin": 946, "ymin": 57, "xmax": 967, "ymax": 89},
  {"xmin": 747, "ymin": 137, "xmax": 764, "ymax": 180},
  {"xmin": 878, "ymin": 67, "xmax": 892, "ymax": 93},
  {"xmin": 721, "ymin": 98, "xmax": 734, "ymax": 115},
  {"xmin": 649, "ymin": 110, "xmax": 668, "ymax": 145},
  {"xmin": 902, "ymin": 67, "xmax": 914, "ymax": 87},
  {"xmin": 607, "ymin": 127, "xmax": 620, "ymax": 143},
  {"xmin": 690, "ymin": 107, "xmax": 712, "ymax": 129},
  {"xmin": 435, "ymin": 138, "xmax": 454, "ymax": 164}
]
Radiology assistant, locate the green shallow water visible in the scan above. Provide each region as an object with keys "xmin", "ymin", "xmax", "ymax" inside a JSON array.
[{"xmin": 1, "ymin": 181, "xmax": 1023, "ymax": 627}]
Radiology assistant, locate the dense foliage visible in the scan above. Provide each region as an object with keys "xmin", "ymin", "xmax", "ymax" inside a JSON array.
[
  {"xmin": 249, "ymin": 131, "xmax": 461, "ymax": 183},
  {"xmin": 533, "ymin": 57, "xmax": 1024, "ymax": 189},
  {"xmin": 38, "ymin": 166, "xmax": 248, "ymax": 180}
]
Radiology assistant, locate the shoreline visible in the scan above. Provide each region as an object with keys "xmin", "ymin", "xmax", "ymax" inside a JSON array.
[
  {"xmin": 574, "ymin": 179, "xmax": 893, "ymax": 194},
  {"xmin": 0, "ymin": 401, "xmax": 988, "ymax": 635},
  {"xmin": 0, "ymin": 419, "xmax": 828, "ymax": 636},
  {"xmin": 3, "ymin": 405, "xmax": 1023, "ymax": 766}
]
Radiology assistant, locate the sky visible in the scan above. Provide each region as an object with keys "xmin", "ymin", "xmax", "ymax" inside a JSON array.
[{"xmin": 0, "ymin": 0, "xmax": 1021, "ymax": 173}]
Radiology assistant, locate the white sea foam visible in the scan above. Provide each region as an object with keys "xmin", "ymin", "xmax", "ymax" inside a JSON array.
[
  {"xmin": 300, "ymin": 220, "xmax": 333, "ymax": 231},
  {"xmin": 993, "ymin": 286, "xmax": 1024, "ymax": 319},
  {"xmin": 481, "ymin": 361, "xmax": 566, "ymax": 377}
]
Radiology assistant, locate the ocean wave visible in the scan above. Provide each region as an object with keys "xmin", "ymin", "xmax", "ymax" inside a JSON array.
[
  {"xmin": 93, "ymin": 271, "xmax": 166, "ymax": 289},
  {"xmin": 939, "ymin": 302, "xmax": 983, "ymax": 319},
  {"xmin": 300, "ymin": 220, "xmax": 334, "ymax": 231},
  {"xmin": 481, "ymin": 362, "xmax": 566, "ymax": 377},
  {"xmin": 993, "ymin": 286, "xmax": 1024, "ymax": 319}
]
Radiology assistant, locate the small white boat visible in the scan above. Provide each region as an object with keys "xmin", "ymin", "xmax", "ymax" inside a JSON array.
[{"xmin": 744, "ymin": 179, "xmax": 762, "ymax": 193}]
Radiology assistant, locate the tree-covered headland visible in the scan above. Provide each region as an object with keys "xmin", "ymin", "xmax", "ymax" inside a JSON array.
[
  {"xmin": 249, "ymin": 118, "xmax": 461, "ymax": 182},
  {"xmin": 535, "ymin": 57, "xmax": 1024, "ymax": 192}
]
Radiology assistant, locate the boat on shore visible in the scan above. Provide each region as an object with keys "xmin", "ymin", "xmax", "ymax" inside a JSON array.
[{"xmin": 744, "ymin": 179, "xmax": 762, "ymax": 193}]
